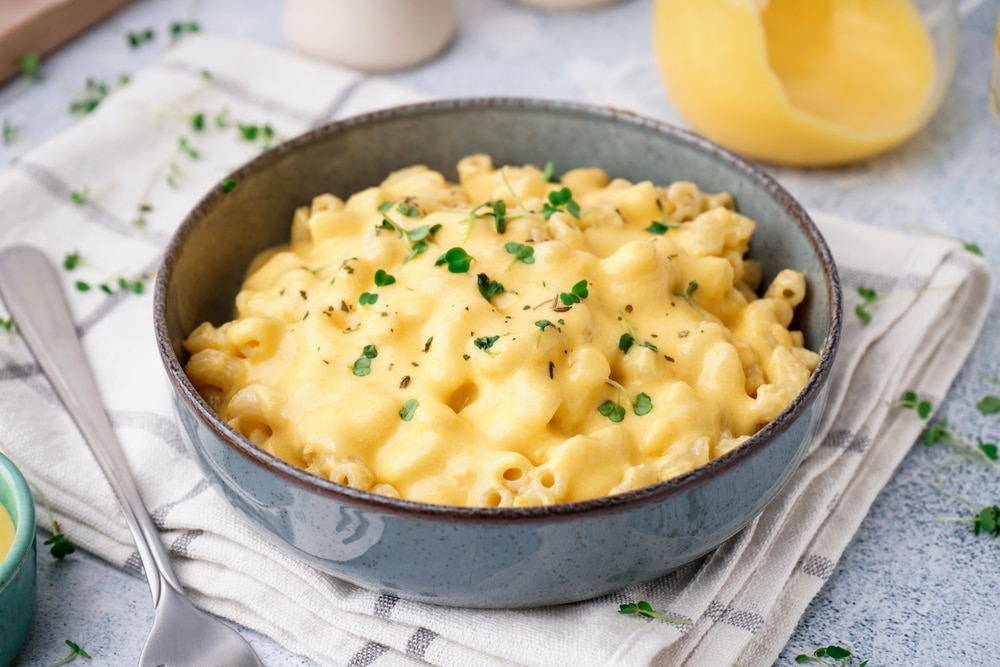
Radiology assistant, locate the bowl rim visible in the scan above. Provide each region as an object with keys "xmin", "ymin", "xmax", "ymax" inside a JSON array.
[
  {"xmin": 154, "ymin": 96, "xmax": 843, "ymax": 524},
  {"xmin": 0, "ymin": 450, "xmax": 36, "ymax": 584}
]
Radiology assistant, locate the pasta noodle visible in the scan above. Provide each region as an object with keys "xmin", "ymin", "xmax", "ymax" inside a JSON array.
[{"xmin": 183, "ymin": 155, "xmax": 820, "ymax": 507}]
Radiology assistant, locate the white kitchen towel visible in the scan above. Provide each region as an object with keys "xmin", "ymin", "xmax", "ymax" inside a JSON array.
[{"xmin": 0, "ymin": 34, "xmax": 992, "ymax": 667}]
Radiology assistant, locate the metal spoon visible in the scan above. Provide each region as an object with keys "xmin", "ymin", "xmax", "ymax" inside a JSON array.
[{"xmin": 0, "ymin": 245, "xmax": 264, "ymax": 667}]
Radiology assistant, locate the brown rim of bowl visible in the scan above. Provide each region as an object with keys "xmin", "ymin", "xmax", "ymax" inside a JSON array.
[{"xmin": 154, "ymin": 97, "xmax": 843, "ymax": 524}]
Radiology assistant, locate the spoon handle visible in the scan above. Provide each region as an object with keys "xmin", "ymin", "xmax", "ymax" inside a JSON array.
[{"xmin": 0, "ymin": 245, "xmax": 182, "ymax": 602}]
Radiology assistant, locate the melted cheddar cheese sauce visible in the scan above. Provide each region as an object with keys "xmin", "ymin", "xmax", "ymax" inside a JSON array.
[{"xmin": 183, "ymin": 156, "xmax": 819, "ymax": 507}]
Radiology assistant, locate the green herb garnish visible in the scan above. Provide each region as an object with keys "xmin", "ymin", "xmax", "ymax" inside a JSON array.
[
  {"xmin": 2, "ymin": 119, "xmax": 18, "ymax": 144},
  {"xmin": 469, "ymin": 199, "xmax": 510, "ymax": 234},
  {"xmin": 19, "ymin": 53, "xmax": 42, "ymax": 81},
  {"xmin": 540, "ymin": 160, "xmax": 558, "ymax": 183},
  {"xmin": 795, "ymin": 645, "xmax": 866, "ymax": 667},
  {"xmin": 62, "ymin": 251, "xmax": 82, "ymax": 270},
  {"xmin": 399, "ymin": 399, "xmax": 419, "ymax": 421},
  {"xmin": 36, "ymin": 487, "xmax": 76, "ymax": 559},
  {"xmin": 504, "ymin": 242, "xmax": 534, "ymax": 269},
  {"xmin": 541, "ymin": 187, "xmax": 581, "ymax": 220},
  {"xmin": 237, "ymin": 123, "xmax": 275, "ymax": 149},
  {"xmin": 374, "ymin": 269, "xmax": 396, "ymax": 287},
  {"xmin": 976, "ymin": 395, "xmax": 1000, "ymax": 415},
  {"xmin": 474, "ymin": 335, "xmax": 500, "ymax": 353},
  {"xmin": 894, "ymin": 390, "xmax": 932, "ymax": 419},
  {"xmin": 359, "ymin": 292, "xmax": 378, "ymax": 306},
  {"xmin": 220, "ymin": 178, "xmax": 237, "ymax": 193},
  {"xmin": 126, "ymin": 28, "xmax": 155, "ymax": 48},
  {"xmin": 617, "ymin": 601, "xmax": 690, "ymax": 624},
  {"xmin": 558, "ymin": 279, "xmax": 589, "ymax": 306},
  {"xmin": 855, "ymin": 286, "xmax": 878, "ymax": 324},
  {"xmin": 170, "ymin": 21, "xmax": 201, "ymax": 36},
  {"xmin": 435, "ymin": 247, "xmax": 474, "ymax": 273},
  {"xmin": 633, "ymin": 392, "xmax": 653, "ymax": 416},
  {"xmin": 189, "ymin": 112, "xmax": 205, "ymax": 131},
  {"xmin": 48, "ymin": 639, "xmax": 91, "ymax": 666},
  {"xmin": 598, "ymin": 399, "xmax": 625, "ymax": 423},
  {"xmin": 69, "ymin": 78, "xmax": 110, "ymax": 116},
  {"xmin": 477, "ymin": 273, "xmax": 505, "ymax": 302},
  {"xmin": 178, "ymin": 136, "xmax": 200, "ymax": 159},
  {"xmin": 70, "ymin": 187, "xmax": 89, "ymax": 204},
  {"xmin": 352, "ymin": 344, "xmax": 378, "ymax": 376}
]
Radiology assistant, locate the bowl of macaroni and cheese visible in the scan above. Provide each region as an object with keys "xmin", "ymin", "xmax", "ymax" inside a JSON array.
[{"xmin": 155, "ymin": 98, "xmax": 842, "ymax": 607}]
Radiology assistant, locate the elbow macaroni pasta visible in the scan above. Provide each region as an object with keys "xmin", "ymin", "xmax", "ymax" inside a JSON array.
[{"xmin": 183, "ymin": 155, "xmax": 820, "ymax": 507}]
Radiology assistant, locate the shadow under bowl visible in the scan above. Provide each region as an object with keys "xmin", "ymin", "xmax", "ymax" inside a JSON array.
[{"xmin": 154, "ymin": 98, "xmax": 842, "ymax": 608}]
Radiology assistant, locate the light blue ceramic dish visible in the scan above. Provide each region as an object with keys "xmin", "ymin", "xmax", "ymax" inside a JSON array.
[
  {"xmin": 0, "ymin": 451, "xmax": 37, "ymax": 664},
  {"xmin": 154, "ymin": 98, "xmax": 842, "ymax": 608}
]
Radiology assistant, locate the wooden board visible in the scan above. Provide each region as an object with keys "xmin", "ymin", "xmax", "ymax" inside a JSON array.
[{"xmin": 0, "ymin": 0, "xmax": 134, "ymax": 84}]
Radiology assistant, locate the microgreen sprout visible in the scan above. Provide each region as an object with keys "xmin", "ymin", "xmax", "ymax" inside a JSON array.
[
  {"xmin": 598, "ymin": 399, "xmax": 625, "ymax": 422},
  {"xmin": 220, "ymin": 178, "xmax": 237, "ymax": 193},
  {"xmin": 618, "ymin": 600, "xmax": 691, "ymax": 624},
  {"xmin": 70, "ymin": 187, "xmax": 89, "ymax": 204},
  {"xmin": 49, "ymin": 639, "xmax": 91, "ymax": 666},
  {"xmin": 794, "ymin": 645, "xmax": 866, "ymax": 667},
  {"xmin": 854, "ymin": 286, "xmax": 879, "ymax": 324},
  {"xmin": 477, "ymin": 273, "xmax": 505, "ymax": 302},
  {"xmin": 19, "ymin": 53, "xmax": 42, "ymax": 81},
  {"xmin": 541, "ymin": 187, "xmax": 581, "ymax": 220},
  {"xmin": 36, "ymin": 486, "xmax": 76, "ymax": 559},
  {"xmin": 435, "ymin": 247, "xmax": 474, "ymax": 273},
  {"xmin": 2, "ymin": 119, "xmax": 18, "ymax": 144},
  {"xmin": 474, "ymin": 335, "xmax": 500, "ymax": 355},
  {"xmin": 558, "ymin": 279, "xmax": 589, "ymax": 306},
  {"xmin": 170, "ymin": 21, "xmax": 201, "ymax": 37},
  {"xmin": 352, "ymin": 344, "xmax": 378, "ymax": 376},
  {"xmin": 374, "ymin": 269, "xmax": 396, "ymax": 287},
  {"xmin": 237, "ymin": 123, "xmax": 275, "ymax": 150},
  {"xmin": 126, "ymin": 28, "xmax": 155, "ymax": 48},
  {"xmin": 189, "ymin": 112, "xmax": 205, "ymax": 131},
  {"xmin": 359, "ymin": 292, "xmax": 378, "ymax": 306},
  {"xmin": 899, "ymin": 224, "xmax": 985, "ymax": 258},
  {"xmin": 133, "ymin": 203, "xmax": 153, "ymax": 228},
  {"xmin": 535, "ymin": 319, "xmax": 558, "ymax": 332},
  {"xmin": 178, "ymin": 136, "xmax": 200, "ymax": 159},
  {"xmin": 399, "ymin": 399, "xmax": 419, "ymax": 421},
  {"xmin": 0, "ymin": 316, "xmax": 14, "ymax": 332},
  {"xmin": 604, "ymin": 378, "xmax": 653, "ymax": 418},
  {"xmin": 646, "ymin": 200, "xmax": 679, "ymax": 235},
  {"xmin": 469, "ymin": 199, "xmax": 509, "ymax": 233},
  {"xmin": 63, "ymin": 251, "xmax": 82, "ymax": 271},
  {"xmin": 891, "ymin": 390, "xmax": 932, "ymax": 419},
  {"xmin": 618, "ymin": 331, "xmax": 658, "ymax": 355},
  {"xmin": 677, "ymin": 280, "xmax": 699, "ymax": 310},
  {"xmin": 69, "ymin": 78, "xmax": 111, "ymax": 116},
  {"xmin": 504, "ymin": 242, "xmax": 535, "ymax": 269},
  {"xmin": 976, "ymin": 395, "xmax": 1000, "ymax": 415},
  {"xmin": 540, "ymin": 160, "xmax": 558, "ymax": 183},
  {"xmin": 397, "ymin": 202, "xmax": 420, "ymax": 218}
]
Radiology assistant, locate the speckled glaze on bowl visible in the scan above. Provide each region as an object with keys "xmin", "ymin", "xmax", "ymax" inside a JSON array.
[
  {"xmin": 154, "ymin": 98, "xmax": 842, "ymax": 608},
  {"xmin": 0, "ymin": 451, "xmax": 37, "ymax": 663}
]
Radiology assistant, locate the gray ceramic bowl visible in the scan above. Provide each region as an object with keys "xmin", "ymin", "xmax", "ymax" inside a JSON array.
[
  {"xmin": 154, "ymin": 98, "xmax": 842, "ymax": 608},
  {"xmin": 0, "ymin": 451, "xmax": 36, "ymax": 663}
]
